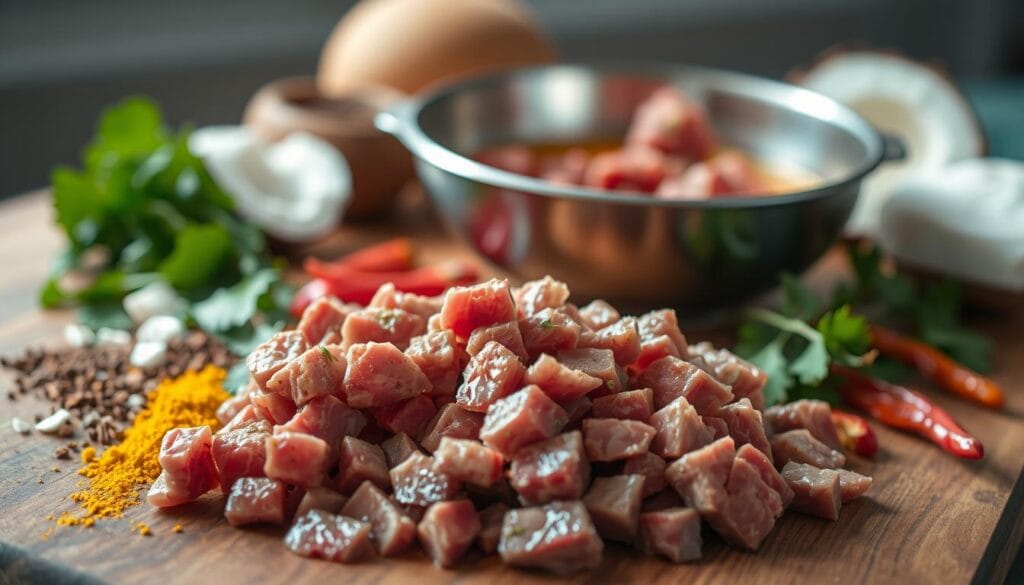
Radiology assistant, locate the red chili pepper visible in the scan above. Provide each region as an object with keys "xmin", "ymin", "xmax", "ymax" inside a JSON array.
[
  {"xmin": 305, "ymin": 238, "xmax": 414, "ymax": 276},
  {"xmin": 871, "ymin": 325, "xmax": 1004, "ymax": 409},
  {"xmin": 832, "ymin": 364, "xmax": 983, "ymax": 459},
  {"xmin": 830, "ymin": 409, "xmax": 878, "ymax": 458},
  {"xmin": 291, "ymin": 260, "xmax": 479, "ymax": 314}
]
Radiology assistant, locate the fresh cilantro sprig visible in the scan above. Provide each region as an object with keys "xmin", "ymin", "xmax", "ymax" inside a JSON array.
[{"xmin": 41, "ymin": 96, "xmax": 292, "ymax": 354}]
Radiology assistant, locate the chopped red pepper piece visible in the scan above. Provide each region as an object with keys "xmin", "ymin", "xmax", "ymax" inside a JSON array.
[
  {"xmin": 305, "ymin": 238, "xmax": 414, "ymax": 276},
  {"xmin": 831, "ymin": 409, "xmax": 877, "ymax": 458},
  {"xmin": 832, "ymin": 364, "xmax": 983, "ymax": 460}
]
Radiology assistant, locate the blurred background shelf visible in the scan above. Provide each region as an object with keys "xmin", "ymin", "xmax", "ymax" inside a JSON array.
[{"xmin": 1, "ymin": 0, "xmax": 1022, "ymax": 196}]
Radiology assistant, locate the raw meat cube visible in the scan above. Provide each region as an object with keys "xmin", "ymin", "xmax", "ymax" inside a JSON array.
[
  {"xmin": 556, "ymin": 348, "xmax": 621, "ymax": 396},
  {"xmin": 247, "ymin": 331, "xmax": 308, "ymax": 390},
  {"xmin": 344, "ymin": 342, "xmax": 431, "ymax": 408},
  {"xmin": 284, "ymin": 509, "xmax": 374, "ymax": 563},
  {"xmin": 342, "ymin": 307, "xmax": 425, "ymax": 351},
  {"xmin": 277, "ymin": 395, "xmax": 366, "ymax": 462},
  {"xmin": 764, "ymin": 399, "xmax": 842, "ymax": 449},
  {"xmin": 498, "ymin": 501, "xmax": 603, "ymax": 574},
  {"xmin": 417, "ymin": 500, "xmax": 482, "ymax": 567},
  {"xmin": 147, "ymin": 472, "xmax": 194, "ymax": 508},
  {"xmin": 839, "ymin": 469, "xmax": 872, "ymax": 502},
  {"xmin": 626, "ymin": 87, "xmax": 718, "ymax": 160},
  {"xmin": 715, "ymin": 398, "xmax": 772, "ymax": 461},
  {"xmin": 369, "ymin": 282, "xmax": 442, "ymax": 321},
  {"xmin": 837, "ymin": 469, "xmax": 873, "ymax": 503},
  {"xmin": 633, "ymin": 335, "xmax": 680, "ymax": 370},
  {"xmin": 420, "ymin": 403, "xmax": 485, "ymax": 452},
  {"xmin": 704, "ymin": 415, "xmax": 730, "ymax": 439},
  {"xmin": 665, "ymin": 436, "xmax": 736, "ymax": 515},
  {"xmin": 212, "ymin": 419, "xmax": 271, "ymax": 490},
  {"xmin": 264, "ymin": 431, "xmax": 328, "ymax": 488},
  {"xmin": 688, "ymin": 341, "xmax": 767, "ymax": 410},
  {"xmin": 440, "ymin": 279, "xmax": 518, "ymax": 339},
  {"xmin": 514, "ymin": 276, "xmax": 570, "ymax": 317},
  {"xmin": 509, "ymin": 431, "xmax": 590, "ymax": 505},
  {"xmin": 582, "ymin": 418, "xmax": 656, "ymax": 462},
  {"xmin": 381, "ymin": 432, "xmax": 421, "ymax": 468},
  {"xmin": 371, "ymin": 395, "xmax": 437, "ymax": 439},
  {"xmin": 523, "ymin": 353, "xmax": 602, "ymax": 403},
  {"xmin": 781, "ymin": 462, "xmax": 842, "ymax": 521},
  {"xmin": 480, "ymin": 385, "xmax": 568, "ymax": 457},
  {"xmin": 295, "ymin": 487, "xmax": 348, "ymax": 518},
  {"xmin": 341, "ymin": 481, "xmax": 417, "ymax": 556},
  {"xmin": 638, "ymin": 356, "xmax": 734, "ymax": 413},
  {"xmin": 578, "ymin": 317, "xmax": 642, "ymax": 366},
  {"xmin": 576, "ymin": 300, "xmax": 621, "ymax": 331},
  {"xmin": 217, "ymin": 392, "xmax": 252, "ymax": 427},
  {"xmin": 642, "ymin": 489, "xmax": 685, "ymax": 512},
  {"xmin": 158, "ymin": 426, "xmax": 219, "ymax": 500},
  {"xmin": 638, "ymin": 508, "xmax": 702, "ymax": 563},
  {"xmin": 770, "ymin": 429, "xmax": 846, "ymax": 469},
  {"xmin": 655, "ymin": 162, "xmax": 732, "ymax": 199},
  {"xmin": 435, "ymin": 437, "xmax": 504, "ymax": 487},
  {"xmin": 333, "ymin": 436, "xmax": 390, "ymax": 494},
  {"xmin": 637, "ymin": 309, "xmax": 688, "ymax": 359},
  {"xmin": 390, "ymin": 452, "xmax": 461, "ymax": 506},
  {"xmin": 591, "ymin": 388, "xmax": 654, "ymax": 421},
  {"xmin": 519, "ymin": 308, "xmax": 581, "ymax": 359},
  {"xmin": 736, "ymin": 444, "xmax": 793, "ymax": 508},
  {"xmin": 297, "ymin": 296, "xmax": 359, "ymax": 345},
  {"xmin": 649, "ymin": 397, "xmax": 713, "ymax": 459},
  {"xmin": 476, "ymin": 502, "xmax": 509, "ymax": 554},
  {"xmin": 457, "ymin": 340, "xmax": 526, "ymax": 412},
  {"xmin": 266, "ymin": 344, "xmax": 346, "ymax": 406},
  {"xmin": 405, "ymin": 330, "xmax": 463, "ymax": 397},
  {"xmin": 584, "ymin": 146, "xmax": 668, "ymax": 193},
  {"xmin": 582, "ymin": 475, "xmax": 645, "ymax": 543},
  {"xmin": 250, "ymin": 389, "xmax": 296, "ymax": 425},
  {"xmin": 624, "ymin": 452, "xmax": 667, "ymax": 498},
  {"xmin": 466, "ymin": 321, "xmax": 529, "ymax": 363},
  {"xmin": 224, "ymin": 477, "xmax": 288, "ymax": 526},
  {"xmin": 712, "ymin": 457, "xmax": 784, "ymax": 550},
  {"xmin": 562, "ymin": 396, "xmax": 593, "ymax": 425}
]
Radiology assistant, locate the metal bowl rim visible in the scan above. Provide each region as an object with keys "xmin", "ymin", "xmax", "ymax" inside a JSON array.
[{"xmin": 388, "ymin": 61, "xmax": 885, "ymax": 209}]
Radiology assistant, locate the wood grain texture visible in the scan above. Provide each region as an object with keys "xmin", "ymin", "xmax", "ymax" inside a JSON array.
[{"xmin": 1, "ymin": 191, "xmax": 1022, "ymax": 585}]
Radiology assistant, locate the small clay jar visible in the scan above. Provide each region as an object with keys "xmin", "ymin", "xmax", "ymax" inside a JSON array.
[{"xmin": 243, "ymin": 76, "xmax": 414, "ymax": 221}]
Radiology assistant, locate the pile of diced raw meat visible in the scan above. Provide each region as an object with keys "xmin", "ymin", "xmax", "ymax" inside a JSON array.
[
  {"xmin": 476, "ymin": 87, "xmax": 773, "ymax": 199},
  {"xmin": 148, "ymin": 277, "xmax": 871, "ymax": 573}
]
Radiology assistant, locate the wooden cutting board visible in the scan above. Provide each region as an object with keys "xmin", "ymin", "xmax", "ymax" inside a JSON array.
[{"xmin": 1, "ymin": 191, "xmax": 1022, "ymax": 585}]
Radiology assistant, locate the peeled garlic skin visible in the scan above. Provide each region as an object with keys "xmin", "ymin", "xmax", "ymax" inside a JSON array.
[
  {"xmin": 190, "ymin": 126, "xmax": 352, "ymax": 243},
  {"xmin": 879, "ymin": 158, "xmax": 1024, "ymax": 292}
]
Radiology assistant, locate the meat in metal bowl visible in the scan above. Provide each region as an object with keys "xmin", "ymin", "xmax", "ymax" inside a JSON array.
[{"xmin": 377, "ymin": 62, "xmax": 892, "ymax": 311}]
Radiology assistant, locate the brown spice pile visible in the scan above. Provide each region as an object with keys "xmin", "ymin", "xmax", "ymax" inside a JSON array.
[{"xmin": 2, "ymin": 331, "xmax": 235, "ymax": 446}]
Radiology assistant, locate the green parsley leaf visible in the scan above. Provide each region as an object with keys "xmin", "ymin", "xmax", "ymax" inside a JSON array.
[
  {"xmin": 192, "ymin": 268, "xmax": 280, "ymax": 334},
  {"xmin": 816, "ymin": 305, "xmax": 871, "ymax": 367},
  {"xmin": 224, "ymin": 362, "xmax": 253, "ymax": 395},
  {"xmin": 158, "ymin": 223, "xmax": 233, "ymax": 290},
  {"xmin": 77, "ymin": 303, "xmax": 135, "ymax": 331},
  {"xmin": 744, "ymin": 338, "xmax": 792, "ymax": 406},
  {"xmin": 539, "ymin": 318, "xmax": 555, "ymax": 329},
  {"xmin": 215, "ymin": 320, "xmax": 285, "ymax": 357},
  {"xmin": 319, "ymin": 345, "xmax": 335, "ymax": 362}
]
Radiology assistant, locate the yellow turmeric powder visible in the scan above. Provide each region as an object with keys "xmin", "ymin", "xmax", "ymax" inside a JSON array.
[{"xmin": 56, "ymin": 366, "xmax": 229, "ymax": 527}]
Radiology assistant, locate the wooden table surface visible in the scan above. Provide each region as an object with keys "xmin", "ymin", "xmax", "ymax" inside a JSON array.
[{"xmin": 1, "ymin": 191, "xmax": 1023, "ymax": 585}]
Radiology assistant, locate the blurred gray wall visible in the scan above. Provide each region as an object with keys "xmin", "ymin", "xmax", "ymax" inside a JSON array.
[{"xmin": 0, "ymin": 0, "xmax": 1019, "ymax": 197}]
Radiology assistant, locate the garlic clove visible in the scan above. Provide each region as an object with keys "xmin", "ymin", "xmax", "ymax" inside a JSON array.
[
  {"xmin": 64, "ymin": 324, "xmax": 95, "ymax": 348},
  {"xmin": 95, "ymin": 328, "xmax": 132, "ymax": 348},
  {"xmin": 123, "ymin": 281, "xmax": 186, "ymax": 323},
  {"xmin": 136, "ymin": 315, "xmax": 186, "ymax": 344},
  {"xmin": 36, "ymin": 409, "xmax": 71, "ymax": 434},
  {"xmin": 130, "ymin": 341, "xmax": 169, "ymax": 368},
  {"xmin": 190, "ymin": 126, "xmax": 352, "ymax": 243},
  {"xmin": 12, "ymin": 417, "xmax": 32, "ymax": 434}
]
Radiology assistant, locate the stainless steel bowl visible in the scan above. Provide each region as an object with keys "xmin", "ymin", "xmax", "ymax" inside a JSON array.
[{"xmin": 377, "ymin": 62, "xmax": 891, "ymax": 311}]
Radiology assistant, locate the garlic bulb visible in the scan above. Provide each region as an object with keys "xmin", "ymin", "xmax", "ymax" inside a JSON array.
[{"xmin": 190, "ymin": 126, "xmax": 352, "ymax": 243}]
